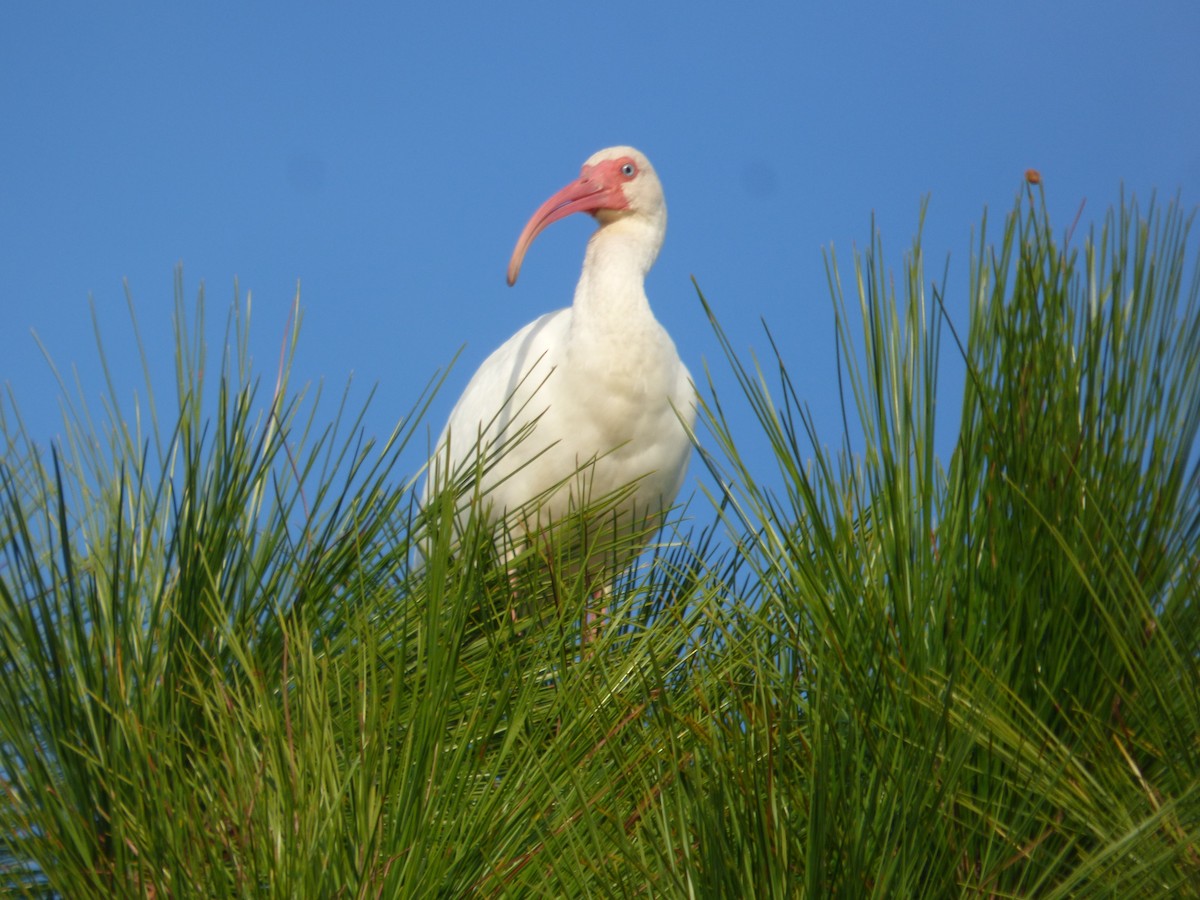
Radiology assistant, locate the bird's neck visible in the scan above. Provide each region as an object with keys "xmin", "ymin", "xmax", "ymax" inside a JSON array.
[{"xmin": 571, "ymin": 218, "xmax": 662, "ymax": 334}]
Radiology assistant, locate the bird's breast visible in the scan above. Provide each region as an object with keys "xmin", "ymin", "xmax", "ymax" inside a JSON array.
[{"xmin": 550, "ymin": 333, "xmax": 692, "ymax": 493}]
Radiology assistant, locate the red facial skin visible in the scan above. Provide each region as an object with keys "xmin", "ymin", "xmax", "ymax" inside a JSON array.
[{"xmin": 507, "ymin": 157, "xmax": 638, "ymax": 286}]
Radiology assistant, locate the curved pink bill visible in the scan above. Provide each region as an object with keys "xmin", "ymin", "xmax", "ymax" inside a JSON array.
[{"xmin": 506, "ymin": 163, "xmax": 628, "ymax": 286}]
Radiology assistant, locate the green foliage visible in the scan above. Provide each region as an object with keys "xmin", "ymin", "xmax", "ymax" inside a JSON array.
[{"xmin": 2, "ymin": 191, "xmax": 1197, "ymax": 897}]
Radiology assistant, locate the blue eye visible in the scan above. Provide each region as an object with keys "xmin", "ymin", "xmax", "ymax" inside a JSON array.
[{"xmin": 621, "ymin": 163, "xmax": 636, "ymax": 177}]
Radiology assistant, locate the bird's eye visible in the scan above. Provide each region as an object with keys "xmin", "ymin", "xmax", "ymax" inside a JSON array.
[{"xmin": 620, "ymin": 162, "xmax": 636, "ymax": 178}]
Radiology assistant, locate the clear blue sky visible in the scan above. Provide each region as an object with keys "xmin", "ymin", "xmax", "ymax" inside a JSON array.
[{"xmin": 3, "ymin": 3, "xmax": 1198, "ymax": 514}]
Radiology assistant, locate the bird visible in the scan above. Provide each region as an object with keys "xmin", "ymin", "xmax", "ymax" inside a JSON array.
[{"xmin": 424, "ymin": 146, "xmax": 694, "ymax": 615}]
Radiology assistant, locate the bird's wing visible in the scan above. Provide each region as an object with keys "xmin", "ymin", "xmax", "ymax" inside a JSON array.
[{"xmin": 424, "ymin": 308, "xmax": 571, "ymax": 500}]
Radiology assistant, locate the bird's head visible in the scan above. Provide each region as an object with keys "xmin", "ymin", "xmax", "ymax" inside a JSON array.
[{"xmin": 507, "ymin": 146, "xmax": 666, "ymax": 286}]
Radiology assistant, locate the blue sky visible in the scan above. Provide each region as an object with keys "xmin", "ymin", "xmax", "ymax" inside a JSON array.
[{"xmin": 3, "ymin": 3, "xmax": 1198, "ymax": 518}]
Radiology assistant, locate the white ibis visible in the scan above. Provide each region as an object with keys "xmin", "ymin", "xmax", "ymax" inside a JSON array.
[{"xmin": 425, "ymin": 146, "xmax": 694, "ymax": 602}]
